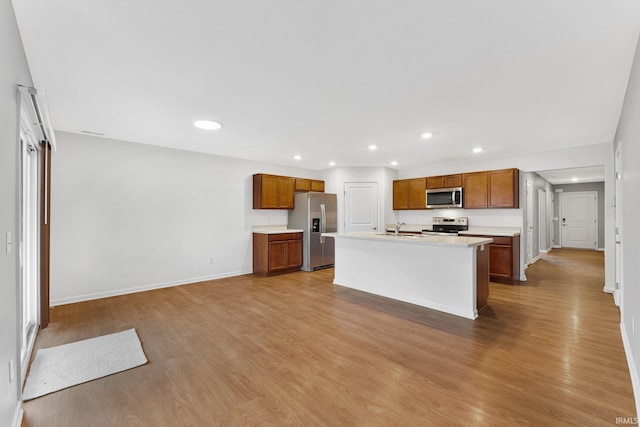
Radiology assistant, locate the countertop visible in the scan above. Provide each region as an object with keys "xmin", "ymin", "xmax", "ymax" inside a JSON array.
[
  {"xmin": 323, "ymin": 232, "xmax": 493, "ymax": 248},
  {"xmin": 460, "ymin": 227, "xmax": 520, "ymax": 237},
  {"xmin": 252, "ymin": 226, "xmax": 303, "ymax": 234}
]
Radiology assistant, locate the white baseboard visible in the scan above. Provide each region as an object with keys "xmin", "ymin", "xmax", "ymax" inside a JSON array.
[
  {"xmin": 596, "ymin": 248, "xmax": 605, "ymax": 252},
  {"xmin": 13, "ymin": 406, "xmax": 23, "ymax": 427},
  {"xmin": 552, "ymin": 245, "xmax": 561, "ymax": 249},
  {"xmin": 50, "ymin": 270, "xmax": 252, "ymax": 306},
  {"xmin": 540, "ymin": 249, "xmax": 550, "ymax": 254},
  {"xmin": 603, "ymin": 286, "xmax": 615, "ymax": 294},
  {"xmin": 621, "ymin": 321, "xmax": 640, "ymax": 419}
]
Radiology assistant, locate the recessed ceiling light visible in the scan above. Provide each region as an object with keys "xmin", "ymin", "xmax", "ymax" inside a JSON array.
[
  {"xmin": 293, "ymin": 155, "xmax": 302, "ymax": 161},
  {"xmin": 421, "ymin": 132, "xmax": 433, "ymax": 139},
  {"xmin": 368, "ymin": 144, "xmax": 377, "ymax": 151},
  {"xmin": 194, "ymin": 120, "xmax": 222, "ymax": 130},
  {"xmin": 472, "ymin": 147, "xmax": 483, "ymax": 153},
  {"xmin": 329, "ymin": 161, "xmax": 336, "ymax": 166},
  {"xmin": 390, "ymin": 161, "xmax": 398, "ymax": 166},
  {"xmin": 571, "ymin": 177, "xmax": 579, "ymax": 182}
]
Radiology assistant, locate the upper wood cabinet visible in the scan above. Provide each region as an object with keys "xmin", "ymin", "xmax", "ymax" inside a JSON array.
[
  {"xmin": 426, "ymin": 174, "xmax": 462, "ymax": 189},
  {"xmin": 294, "ymin": 178, "xmax": 310, "ymax": 192},
  {"xmin": 463, "ymin": 172, "xmax": 489, "ymax": 208},
  {"xmin": 463, "ymin": 168, "xmax": 519, "ymax": 209},
  {"xmin": 253, "ymin": 174, "xmax": 295, "ymax": 209},
  {"xmin": 393, "ymin": 178, "xmax": 426, "ymax": 210},
  {"xmin": 488, "ymin": 168, "xmax": 519, "ymax": 208},
  {"xmin": 295, "ymin": 178, "xmax": 325, "ymax": 193},
  {"xmin": 310, "ymin": 180, "xmax": 325, "ymax": 192}
]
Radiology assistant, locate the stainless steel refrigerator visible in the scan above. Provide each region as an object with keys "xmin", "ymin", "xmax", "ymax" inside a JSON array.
[{"xmin": 288, "ymin": 192, "xmax": 337, "ymax": 271}]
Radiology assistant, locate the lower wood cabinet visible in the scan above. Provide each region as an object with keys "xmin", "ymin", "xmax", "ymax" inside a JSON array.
[
  {"xmin": 466, "ymin": 234, "xmax": 520, "ymax": 285},
  {"xmin": 253, "ymin": 232, "xmax": 303, "ymax": 277}
]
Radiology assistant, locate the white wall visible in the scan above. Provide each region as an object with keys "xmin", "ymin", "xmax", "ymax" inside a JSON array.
[
  {"xmin": 613, "ymin": 34, "xmax": 640, "ymax": 417},
  {"xmin": 50, "ymin": 132, "xmax": 322, "ymax": 305},
  {"xmin": 0, "ymin": 0, "xmax": 33, "ymax": 425}
]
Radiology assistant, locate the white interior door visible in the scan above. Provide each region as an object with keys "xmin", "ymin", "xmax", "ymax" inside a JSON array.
[
  {"xmin": 560, "ymin": 191, "xmax": 597, "ymax": 249},
  {"xmin": 344, "ymin": 182, "xmax": 378, "ymax": 232}
]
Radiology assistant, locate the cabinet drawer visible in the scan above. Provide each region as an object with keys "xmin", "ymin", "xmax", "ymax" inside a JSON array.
[
  {"xmin": 490, "ymin": 236, "xmax": 512, "ymax": 245},
  {"xmin": 268, "ymin": 232, "xmax": 302, "ymax": 242}
]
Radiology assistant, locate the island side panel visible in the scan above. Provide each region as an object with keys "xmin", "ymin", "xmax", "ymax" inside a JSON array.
[
  {"xmin": 332, "ymin": 237, "xmax": 477, "ymax": 319},
  {"xmin": 476, "ymin": 244, "xmax": 490, "ymax": 311}
]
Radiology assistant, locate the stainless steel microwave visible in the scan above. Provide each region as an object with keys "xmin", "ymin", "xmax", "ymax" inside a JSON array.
[{"xmin": 426, "ymin": 187, "xmax": 463, "ymax": 208}]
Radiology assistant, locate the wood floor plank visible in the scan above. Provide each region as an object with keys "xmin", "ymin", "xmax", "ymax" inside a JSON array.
[{"xmin": 23, "ymin": 249, "xmax": 635, "ymax": 426}]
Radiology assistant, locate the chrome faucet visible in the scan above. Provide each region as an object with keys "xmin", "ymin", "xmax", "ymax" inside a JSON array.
[{"xmin": 394, "ymin": 222, "xmax": 405, "ymax": 236}]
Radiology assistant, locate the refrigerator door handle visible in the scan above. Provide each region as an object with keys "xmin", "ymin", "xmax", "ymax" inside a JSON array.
[{"xmin": 320, "ymin": 203, "xmax": 326, "ymax": 244}]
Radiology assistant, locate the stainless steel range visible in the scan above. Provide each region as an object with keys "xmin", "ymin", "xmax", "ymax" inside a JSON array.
[{"xmin": 422, "ymin": 217, "xmax": 468, "ymax": 236}]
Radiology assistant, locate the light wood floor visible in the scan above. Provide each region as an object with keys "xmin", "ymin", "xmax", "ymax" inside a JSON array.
[{"xmin": 23, "ymin": 249, "xmax": 635, "ymax": 426}]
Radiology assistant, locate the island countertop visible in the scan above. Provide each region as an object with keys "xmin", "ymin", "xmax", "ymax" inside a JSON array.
[{"xmin": 323, "ymin": 232, "xmax": 493, "ymax": 248}]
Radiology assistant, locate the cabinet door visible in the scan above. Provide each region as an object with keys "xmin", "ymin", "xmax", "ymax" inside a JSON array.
[
  {"xmin": 444, "ymin": 174, "xmax": 462, "ymax": 188},
  {"xmin": 463, "ymin": 172, "xmax": 488, "ymax": 208},
  {"xmin": 287, "ymin": 239, "xmax": 302, "ymax": 268},
  {"xmin": 427, "ymin": 175, "xmax": 461, "ymax": 189},
  {"xmin": 489, "ymin": 169, "xmax": 519, "ymax": 208},
  {"xmin": 295, "ymin": 178, "xmax": 311, "ymax": 192},
  {"xmin": 268, "ymin": 241, "xmax": 288, "ymax": 271},
  {"xmin": 311, "ymin": 180, "xmax": 325, "ymax": 192},
  {"xmin": 489, "ymin": 244, "xmax": 512, "ymax": 278},
  {"xmin": 426, "ymin": 176, "xmax": 445, "ymax": 189},
  {"xmin": 277, "ymin": 176, "xmax": 295, "ymax": 209},
  {"xmin": 393, "ymin": 180, "xmax": 410, "ymax": 210},
  {"xmin": 261, "ymin": 174, "xmax": 279, "ymax": 208},
  {"xmin": 409, "ymin": 178, "xmax": 426, "ymax": 209}
]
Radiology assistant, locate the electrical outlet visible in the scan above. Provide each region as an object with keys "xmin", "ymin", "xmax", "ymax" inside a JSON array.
[{"xmin": 209, "ymin": 257, "xmax": 215, "ymax": 265}]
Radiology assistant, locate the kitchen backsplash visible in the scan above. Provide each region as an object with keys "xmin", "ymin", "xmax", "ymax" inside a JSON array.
[{"xmin": 396, "ymin": 208, "xmax": 523, "ymax": 228}]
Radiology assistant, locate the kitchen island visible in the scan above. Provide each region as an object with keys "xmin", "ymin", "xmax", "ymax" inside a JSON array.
[{"xmin": 323, "ymin": 232, "xmax": 493, "ymax": 320}]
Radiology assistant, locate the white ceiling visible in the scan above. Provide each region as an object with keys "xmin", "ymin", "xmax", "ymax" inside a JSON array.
[
  {"xmin": 537, "ymin": 166, "xmax": 605, "ymax": 185},
  {"xmin": 11, "ymin": 1, "xmax": 640, "ymax": 170}
]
